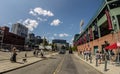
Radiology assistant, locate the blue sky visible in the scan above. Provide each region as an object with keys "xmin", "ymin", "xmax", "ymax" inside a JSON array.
[{"xmin": 0, "ymin": 0, "xmax": 104, "ymax": 44}]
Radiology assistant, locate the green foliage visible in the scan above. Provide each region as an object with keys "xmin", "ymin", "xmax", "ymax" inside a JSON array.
[
  {"xmin": 43, "ymin": 38, "xmax": 48, "ymax": 46},
  {"xmin": 71, "ymin": 46, "xmax": 77, "ymax": 51}
]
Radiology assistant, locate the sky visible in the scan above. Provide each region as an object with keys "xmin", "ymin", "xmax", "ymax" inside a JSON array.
[{"xmin": 0, "ymin": 0, "xmax": 104, "ymax": 44}]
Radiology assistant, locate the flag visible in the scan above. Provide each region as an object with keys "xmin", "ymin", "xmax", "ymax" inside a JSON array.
[
  {"xmin": 89, "ymin": 27, "xmax": 93, "ymax": 40},
  {"xmin": 94, "ymin": 22, "xmax": 98, "ymax": 32},
  {"xmin": 81, "ymin": 36, "xmax": 84, "ymax": 44},
  {"xmin": 78, "ymin": 38, "xmax": 80, "ymax": 45},
  {"xmin": 83, "ymin": 34, "xmax": 87, "ymax": 43},
  {"xmin": 86, "ymin": 31, "xmax": 89, "ymax": 42},
  {"xmin": 94, "ymin": 22, "xmax": 99, "ymax": 37},
  {"xmin": 105, "ymin": 10, "xmax": 113, "ymax": 30}
]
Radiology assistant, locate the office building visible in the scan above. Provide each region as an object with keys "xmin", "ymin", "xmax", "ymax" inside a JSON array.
[{"xmin": 12, "ymin": 23, "xmax": 28, "ymax": 38}]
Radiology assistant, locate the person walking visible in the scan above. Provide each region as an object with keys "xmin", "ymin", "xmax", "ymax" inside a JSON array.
[
  {"xmin": 23, "ymin": 51, "xmax": 27, "ymax": 63},
  {"xmin": 99, "ymin": 52, "xmax": 102, "ymax": 64},
  {"xmin": 40, "ymin": 49, "xmax": 44, "ymax": 57},
  {"xmin": 10, "ymin": 47, "xmax": 17, "ymax": 62},
  {"xmin": 83, "ymin": 50, "xmax": 86, "ymax": 60},
  {"xmin": 33, "ymin": 49, "xmax": 36, "ymax": 56},
  {"xmin": 88, "ymin": 49, "xmax": 92, "ymax": 63},
  {"xmin": 96, "ymin": 50, "xmax": 100, "ymax": 66}
]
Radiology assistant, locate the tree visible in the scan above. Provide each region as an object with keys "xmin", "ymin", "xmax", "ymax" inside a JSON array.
[
  {"xmin": 71, "ymin": 46, "xmax": 77, "ymax": 51},
  {"xmin": 42, "ymin": 37, "xmax": 49, "ymax": 50}
]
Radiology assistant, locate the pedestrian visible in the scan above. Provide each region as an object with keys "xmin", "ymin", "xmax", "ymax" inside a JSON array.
[
  {"xmin": 96, "ymin": 50, "xmax": 100, "ymax": 66},
  {"xmin": 36, "ymin": 49, "xmax": 39, "ymax": 57},
  {"xmin": 88, "ymin": 49, "xmax": 92, "ymax": 63},
  {"xmin": 25, "ymin": 52, "xmax": 27, "ymax": 58},
  {"xmin": 10, "ymin": 47, "xmax": 17, "ymax": 62},
  {"xmin": 83, "ymin": 50, "xmax": 86, "ymax": 60},
  {"xmin": 99, "ymin": 52, "xmax": 102, "ymax": 64},
  {"xmin": 40, "ymin": 49, "xmax": 44, "ymax": 57},
  {"xmin": 86, "ymin": 49, "xmax": 89, "ymax": 61},
  {"xmin": 33, "ymin": 49, "xmax": 36, "ymax": 56},
  {"xmin": 23, "ymin": 52, "xmax": 27, "ymax": 63}
]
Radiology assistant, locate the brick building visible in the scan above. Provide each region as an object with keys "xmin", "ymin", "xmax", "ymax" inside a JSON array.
[
  {"xmin": 0, "ymin": 26, "xmax": 25, "ymax": 50},
  {"xmin": 73, "ymin": 0, "xmax": 120, "ymax": 54}
]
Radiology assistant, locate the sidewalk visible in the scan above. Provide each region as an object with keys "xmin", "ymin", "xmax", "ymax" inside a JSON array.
[
  {"xmin": 74, "ymin": 52, "xmax": 120, "ymax": 74},
  {"xmin": 0, "ymin": 51, "xmax": 52, "ymax": 61},
  {"xmin": 0, "ymin": 52, "xmax": 58, "ymax": 73},
  {"xmin": 0, "ymin": 51, "xmax": 33, "ymax": 61}
]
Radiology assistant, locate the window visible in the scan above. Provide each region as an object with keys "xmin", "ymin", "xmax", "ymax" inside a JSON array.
[
  {"xmin": 98, "ymin": 6, "xmax": 107, "ymax": 20},
  {"xmin": 109, "ymin": 1, "xmax": 120, "ymax": 9},
  {"xmin": 107, "ymin": 0, "xmax": 113, "ymax": 1},
  {"xmin": 117, "ymin": 15, "xmax": 120, "ymax": 30}
]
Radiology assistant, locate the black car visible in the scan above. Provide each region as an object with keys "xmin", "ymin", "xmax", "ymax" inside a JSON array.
[{"xmin": 69, "ymin": 50, "xmax": 73, "ymax": 54}]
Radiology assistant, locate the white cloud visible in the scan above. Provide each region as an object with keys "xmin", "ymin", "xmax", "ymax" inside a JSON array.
[
  {"xmin": 23, "ymin": 19, "xmax": 38, "ymax": 31},
  {"xmin": 8, "ymin": 22, "xmax": 12, "ymax": 25},
  {"xmin": 29, "ymin": 7, "xmax": 54, "ymax": 17},
  {"xmin": 29, "ymin": 10, "xmax": 37, "ymax": 16},
  {"xmin": 54, "ymin": 34, "xmax": 57, "ymax": 36},
  {"xmin": 71, "ymin": 37, "xmax": 74, "ymax": 42},
  {"xmin": 17, "ymin": 19, "xmax": 23, "ymax": 23},
  {"xmin": 50, "ymin": 19, "xmax": 61, "ymax": 26},
  {"xmin": 59, "ymin": 33, "xmax": 69, "ymax": 37},
  {"xmin": 49, "ymin": 37, "xmax": 55, "ymax": 40},
  {"xmin": 37, "ymin": 17, "xmax": 47, "ymax": 22}
]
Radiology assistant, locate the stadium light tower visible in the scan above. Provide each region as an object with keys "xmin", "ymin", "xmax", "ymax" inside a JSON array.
[{"xmin": 80, "ymin": 20, "xmax": 84, "ymax": 34}]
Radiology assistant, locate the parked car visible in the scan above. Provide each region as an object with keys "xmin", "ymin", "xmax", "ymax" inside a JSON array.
[{"xmin": 69, "ymin": 49, "xmax": 73, "ymax": 54}]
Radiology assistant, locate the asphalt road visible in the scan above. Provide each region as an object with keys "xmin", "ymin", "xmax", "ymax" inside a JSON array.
[{"xmin": 4, "ymin": 52, "xmax": 102, "ymax": 74}]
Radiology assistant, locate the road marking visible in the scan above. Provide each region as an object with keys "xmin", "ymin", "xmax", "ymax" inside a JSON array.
[{"xmin": 53, "ymin": 54, "xmax": 66, "ymax": 74}]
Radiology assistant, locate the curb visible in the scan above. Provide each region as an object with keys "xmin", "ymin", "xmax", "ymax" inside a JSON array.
[
  {"xmin": 0, "ymin": 58, "xmax": 44, "ymax": 74},
  {"xmin": 74, "ymin": 53, "xmax": 104, "ymax": 74},
  {"xmin": 0, "ymin": 52, "xmax": 54, "ymax": 61},
  {"xmin": 0, "ymin": 53, "xmax": 58, "ymax": 74},
  {"xmin": 0, "ymin": 56, "xmax": 34, "ymax": 61}
]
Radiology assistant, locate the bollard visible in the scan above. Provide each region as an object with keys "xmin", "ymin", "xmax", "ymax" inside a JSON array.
[
  {"xmin": 96, "ymin": 58, "xmax": 98, "ymax": 67},
  {"xmin": 104, "ymin": 53, "xmax": 107, "ymax": 71},
  {"xmin": 90, "ymin": 56, "xmax": 92, "ymax": 63}
]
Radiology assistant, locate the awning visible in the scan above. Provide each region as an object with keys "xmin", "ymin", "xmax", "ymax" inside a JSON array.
[{"xmin": 105, "ymin": 42, "xmax": 120, "ymax": 50}]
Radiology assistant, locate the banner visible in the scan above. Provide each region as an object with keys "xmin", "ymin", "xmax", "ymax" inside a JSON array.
[
  {"xmin": 105, "ymin": 10, "xmax": 113, "ymax": 30},
  {"xmin": 94, "ymin": 23, "xmax": 99, "ymax": 37},
  {"xmin": 86, "ymin": 31, "xmax": 89, "ymax": 42},
  {"xmin": 89, "ymin": 27, "xmax": 93, "ymax": 40}
]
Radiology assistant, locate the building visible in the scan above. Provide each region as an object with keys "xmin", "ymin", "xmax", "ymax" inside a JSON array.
[
  {"xmin": 73, "ymin": 34, "xmax": 80, "ymax": 45},
  {"xmin": 52, "ymin": 39, "xmax": 67, "ymax": 44},
  {"xmin": 26, "ymin": 33, "xmax": 43, "ymax": 48},
  {"xmin": 0, "ymin": 26, "xmax": 25, "ymax": 50},
  {"xmin": 11, "ymin": 23, "xmax": 28, "ymax": 38},
  {"xmin": 35, "ymin": 36, "xmax": 42, "ymax": 45},
  {"xmin": 74, "ymin": 0, "xmax": 120, "ymax": 54},
  {"xmin": 52, "ymin": 39, "xmax": 67, "ymax": 50}
]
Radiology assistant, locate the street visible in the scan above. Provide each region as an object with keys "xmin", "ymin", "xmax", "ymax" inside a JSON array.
[{"xmin": 3, "ymin": 52, "xmax": 102, "ymax": 74}]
